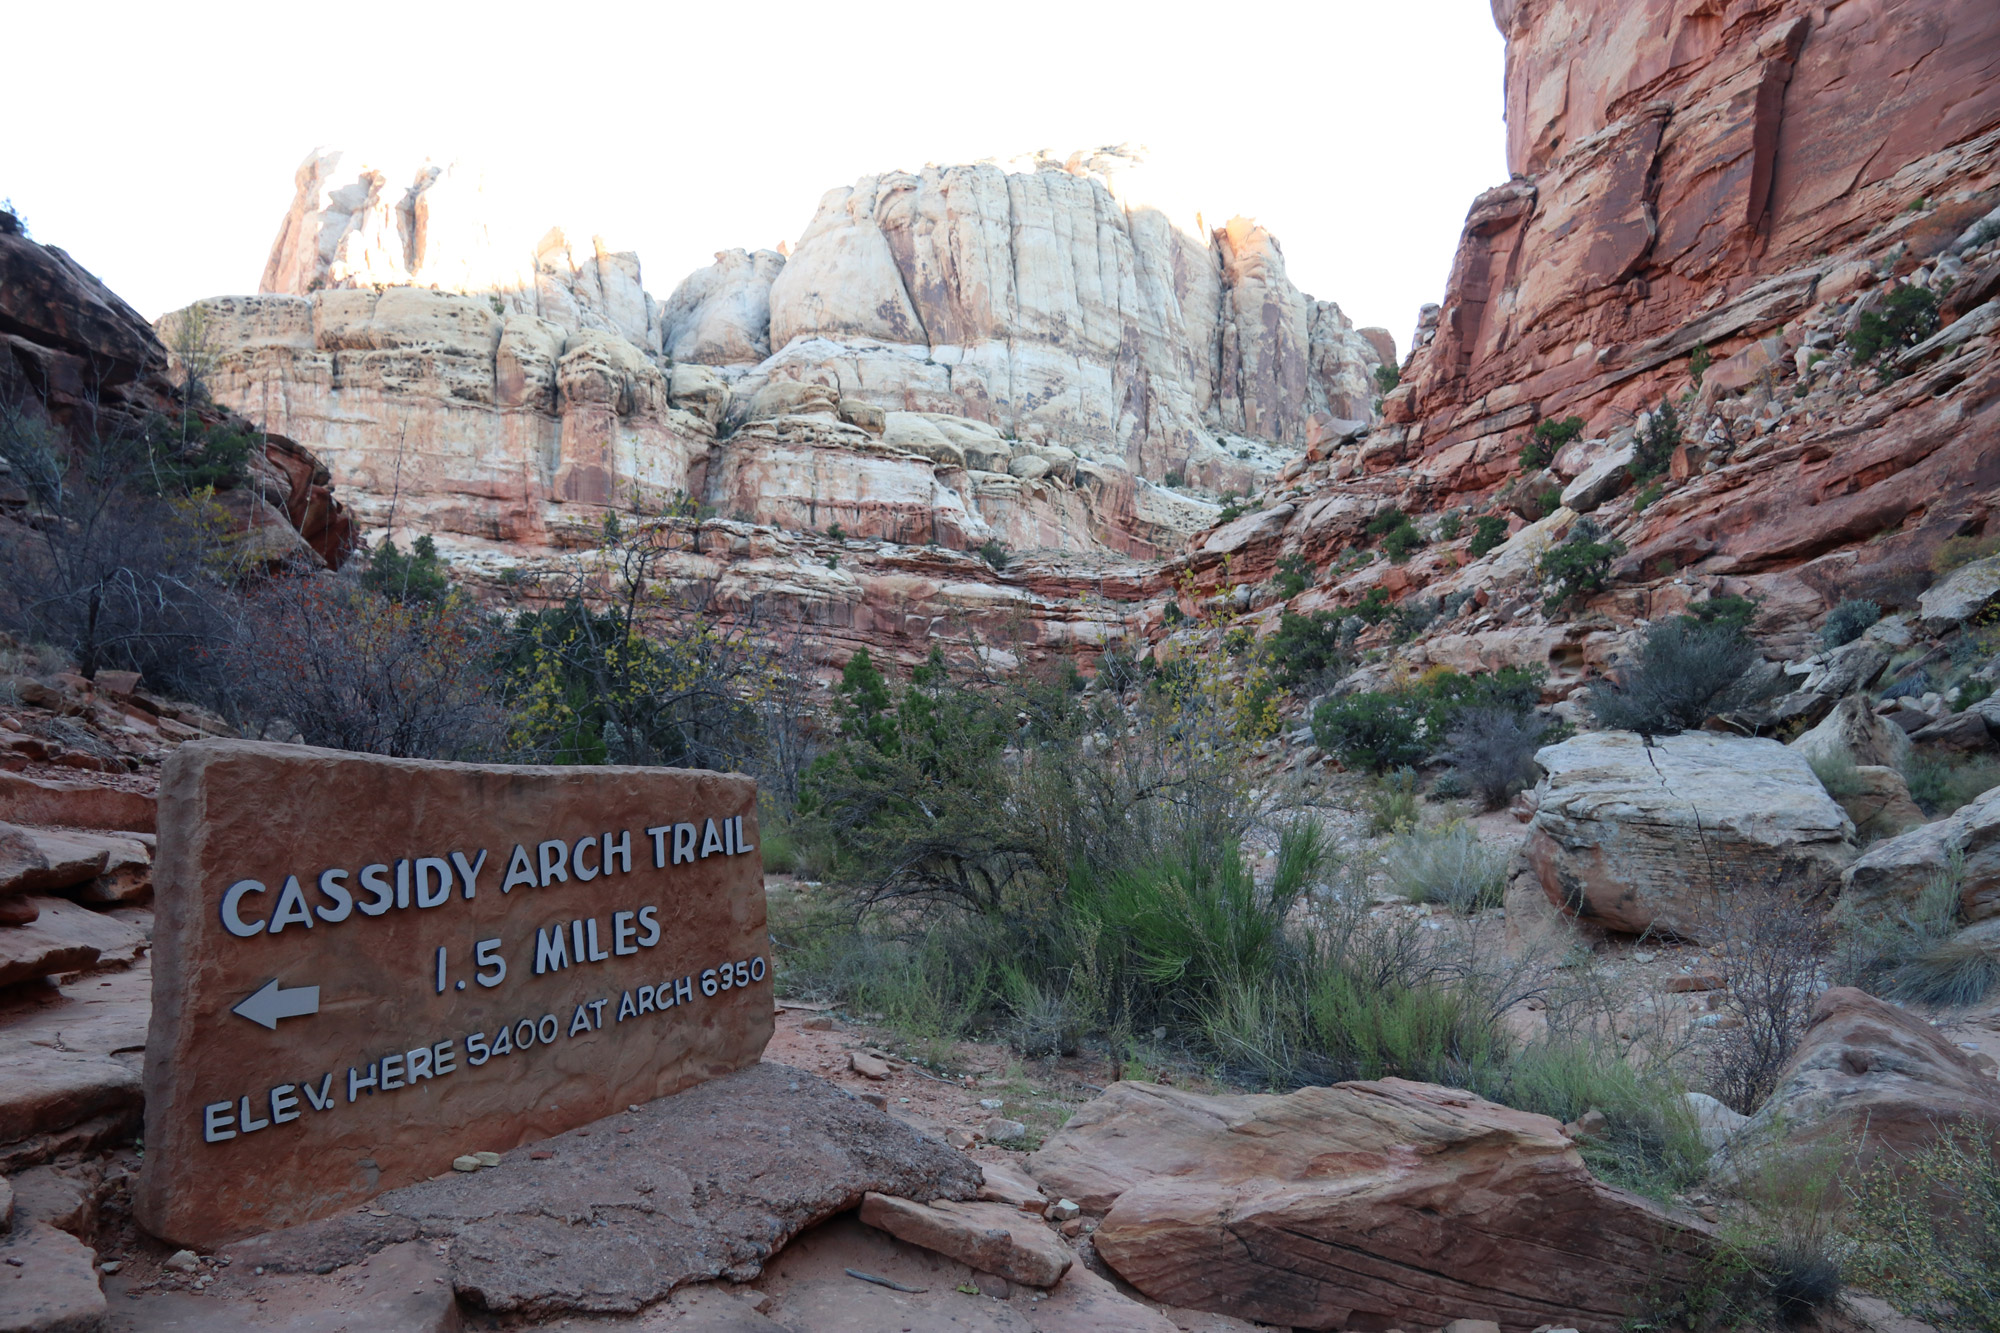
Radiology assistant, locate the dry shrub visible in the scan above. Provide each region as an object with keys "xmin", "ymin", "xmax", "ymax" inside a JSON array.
[{"xmin": 1700, "ymin": 877, "xmax": 1832, "ymax": 1115}]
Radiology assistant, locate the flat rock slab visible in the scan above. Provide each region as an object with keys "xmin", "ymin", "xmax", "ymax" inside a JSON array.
[
  {"xmin": 104, "ymin": 1241, "xmax": 456, "ymax": 1333},
  {"xmin": 859, "ymin": 1192, "xmax": 1072, "ymax": 1287},
  {"xmin": 670, "ymin": 1213, "xmax": 1183, "ymax": 1333},
  {"xmin": 223, "ymin": 1062, "xmax": 981, "ymax": 1317},
  {"xmin": 0, "ymin": 962, "xmax": 149, "ymax": 1168},
  {"xmin": 0, "ymin": 898, "xmax": 146, "ymax": 990},
  {"xmin": 0, "ymin": 776, "xmax": 154, "ymax": 834},
  {"xmin": 0, "ymin": 1220, "xmax": 106, "ymax": 1333}
]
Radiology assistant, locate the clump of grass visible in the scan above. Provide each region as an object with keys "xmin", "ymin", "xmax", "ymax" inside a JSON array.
[
  {"xmin": 1833, "ymin": 853, "xmax": 1999, "ymax": 1008},
  {"xmin": 1385, "ymin": 821, "xmax": 1507, "ymax": 914},
  {"xmin": 1903, "ymin": 751, "xmax": 2000, "ymax": 817},
  {"xmin": 1368, "ymin": 768, "xmax": 1421, "ymax": 834}
]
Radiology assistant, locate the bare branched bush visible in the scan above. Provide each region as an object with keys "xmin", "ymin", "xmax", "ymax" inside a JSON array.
[
  {"xmin": 1701, "ymin": 877, "xmax": 1832, "ymax": 1114},
  {"xmin": 1440, "ymin": 704, "xmax": 1552, "ymax": 809}
]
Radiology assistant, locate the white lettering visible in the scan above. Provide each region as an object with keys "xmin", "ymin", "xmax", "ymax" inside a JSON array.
[
  {"xmin": 433, "ymin": 1040, "xmax": 456, "ymax": 1076},
  {"xmin": 203, "ymin": 1100, "xmax": 236, "ymax": 1142},
  {"xmin": 700, "ymin": 819, "xmax": 724, "ymax": 858},
  {"xmin": 637, "ymin": 905, "xmax": 660, "ymax": 947},
  {"xmin": 537, "ymin": 1014, "xmax": 559, "ymax": 1044},
  {"xmin": 503, "ymin": 843, "xmax": 537, "ymax": 893},
  {"xmin": 701, "ymin": 968, "xmax": 719, "ymax": 997},
  {"xmin": 267, "ymin": 876, "xmax": 314, "ymax": 933},
  {"xmin": 220, "ymin": 880, "xmax": 269, "ymax": 937},
  {"xmin": 674, "ymin": 976, "xmax": 694, "ymax": 1005},
  {"xmin": 238, "ymin": 1095, "xmax": 270, "ymax": 1132},
  {"xmin": 613, "ymin": 910, "xmax": 637, "ymax": 955},
  {"xmin": 467, "ymin": 1033, "xmax": 492, "ymax": 1066},
  {"xmin": 573, "ymin": 836, "xmax": 600, "ymax": 882},
  {"xmin": 270, "ymin": 1084, "xmax": 300, "ymax": 1124},
  {"xmin": 646, "ymin": 824, "xmax": 670, "ymax": 869},
  {"xmin": 315, "ymin": 868, "xmax": 353, "ymax": 923},
  {"xmin": 735, "ymin": 814, "xmax": 756, "ymax": 854},
  {"xmin": 394, "ymin": 858, "xmax": 411, "ymax": 910},
  {"xmin": 587, "ymin": 997, "xmax": 607, "ymax": 1028},
  {"xmin": 673, "ymin": 822, "xmax": 697, "ymax": 865},
  {"xmin": 585, "ymin": 918, "xmax": 609, "ymax": 962},
  {"xmin": 569, "ymin": 1005, "xmax": 592, "ymax": 1037},
  {"xmin": 451, "ymin": 848, "xmax": 488, "ymax": 899},
  {"xmin": 348, "ymin": 1063, "xmax": 378, "ymax": 1101},
  {"xmin": 534, "ymin": 925, "xmax": 570, "ymax": 975},
  {"xmin": 538, "ymin": 840, "xmax": 570, "ymax": 885},
  {"xmin": 405, "ymin": 1047, "xmax": 434, "ymax": 1081},
  {"xmin": 637, "ymin": 984, "xmax": 657, "ymax": 1015},
  {"xmin": 415, "ymin": 857, "xmax": 452, "ymax": 909},
  {"xmin": 302, "ymin": 1074, "xmax": 334, "ymax": 1111},
  {"xmin": 380, "ymin": 1052, "xmax": 405, "ymax": 1091},
  {"xmin": 603, "ymin": 830, "xmax": 631, "ymax": 875},
  {"xmin": 475, "ymin": 937, "xmax": 506, "ymax": 987},
  {"xmin": 356, "ymin": 864, "xmax": 393, "ymax": 916},
  {"xmin": 617, "ymin": 990, "xmax": 637, "ymax": 1022}
]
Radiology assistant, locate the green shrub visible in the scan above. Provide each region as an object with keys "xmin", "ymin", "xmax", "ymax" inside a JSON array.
[
  {"xmin": 1218, "ymin": 492, "xmax": 1246, "ymax": 523},
  {"xmin": 1846, "ymin": 1125, "xmax": 2000, "ymax": 1331},
  {"xmin": 977, "ymin": 538, "xmax": 1009, "ymax": 571},
  {"xmin": 1367, "ymin": 767, "xmax": 1422, "ymax": 834},
  {"xmin": 361, "ymin": 534, "xmax": 452, "ymax": 604},
  {"xmin": 1373, "ymin": 363, "xmax": 1401, "ymax": 394},
  {"xmin": 826, "ymin": 521, "xmax": 847, "ymax": 541},
  {"xmin": 1690, "ymin": 342, "xmax": 1712, "ymax": 386},
  {"xmin": 1633, "ymin": 481, "xmax": 1664, "ymax": 513},
  {"xmin": 1381, "ymin": 521, "xmax": 1426, "ymax": 563},
  {"xmin": 1163, "ymin": 470, "xmax": 1184, "ymax": 488},
  {"xmin": 1353, "ymin": 587, "xmax": 1395, "ymax": 624},
  {"xmin": 1482, "ymin": 1041, "xmax": 1708, "ymax": 1199},
  {"xmin": 1521, "ymin": 416, "xmax": 1585, "ymax": 471},
  {"xmin": 1961, "ymin": 677, "xmax": 1996, "ymax": 709},
  {"xmin": 1588, "ymin": 617, "xmax": 1769, "ymax": 734},
  {"xmin": 1539, "ymin": 518, "xmax": 1625, "ymax": 611},
  {"xmin": 1469, "ymin": 514, "xmax": 1510, "ymax": 557},
  {"xmin": 1629, "ymin": 400, "xmax": 1682, "ymax": 483},
  {"xmin": 1437, "ymin": 511, "xmax": 1463, "ymax": 541},
  {"xmin": 1683, "ymin": 595, "xmax": 1758, "ymax": 632},
  {"xmin": 1847, "ymin": 283, "xmax": 1940, "ymax": 362},
  {"xmin": 137, "ymin": 415, "xmax": 258, "ymax": 497},
  {"xmin": 1386, "ymin": 821, "xmax": 1506, "ymax": 913},
  {"xmin": 1268, "ymin": 610, "xmax": 1350, "ymax": 690},
  {"xmin": 1274, "ymin": 553, "xmax": 1314, "ymax": 599},
  {"xmin": 1819, "ymin": 598, "xmax": 1880, "ymax": 649},
  {"xmin": 1313, "ymin": 692, "xmax": 1427, "ymax": 773}
]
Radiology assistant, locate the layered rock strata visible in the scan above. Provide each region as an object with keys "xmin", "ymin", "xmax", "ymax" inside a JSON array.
[{"xmin": 173, "ymin": 149, "xmax": 1389, "ymax": 661}]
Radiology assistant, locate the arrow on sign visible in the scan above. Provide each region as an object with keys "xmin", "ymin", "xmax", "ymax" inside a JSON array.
[{"xmin": 232, "ymin": 978, "xmax": 320, "ymax": 1030}]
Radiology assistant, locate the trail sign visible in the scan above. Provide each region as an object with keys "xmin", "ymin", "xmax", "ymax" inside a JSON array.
[{"xmin": 134, "ymin": 741, "xmax": 771, "ymax": 1248}]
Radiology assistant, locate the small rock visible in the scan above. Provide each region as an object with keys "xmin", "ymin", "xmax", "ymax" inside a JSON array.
[
  {"xmin": 802, "ymin": 1015, "xmax": 834, "ymax": 1031},
  {"xmin": 1046, "ymin": 1198, "xmax": 1081, "ymax": 1222},
  {"xmin": 451, "ymin": 1155, "xmax": 481, "ymax": 1172},
  {"xmin": 529, "ymin": 1150, "xmax": 554, "ymax": 1160},
  {"xmin": 850, "ymin": 1051, "xmax": 891, "ymax": 1080},
  {"xmin": 979, "ymin": 1098, "xmax": 1005, "ymax": 1111},
  {"xmin": 983, "ymin": 1117, "xmax": 1029, "ymax": 1144},
  {"xmin": 473, "ymin": 1151, "xmax": 501, "ymax": 1167},
  {"xmin": 1631, "ymin": 951, "xmax": 1656, "ymax": 964},
  {"xmin": 947, "ymin": 1129, "xmax": 977, "ymax": 1150},
  {"xmin": 1444, "ymin": 1321, "xmax": 1503, "ymax": 1333},
  {"xmin": 1565, "ymin": 1110, "xmax": 1609, "ymax": 1141},
  {"xmin": 164, "ymin": 1249, "xmax": 200, "ymax": 1272},
  {"xmin": 972, "ymin": 1269, "xmax": 1011, "ymax": 1299},
  {"xmin": 1060, "ymin": 1217, "xmax": 1084, "ymax": 1237},
  {"xmin": 98, "ymin": 1260, "xmax": 121, "ymax": 1274},
  {"xmin": 737, "ymin": 1287, "xmax": 775, "ymax": 1313},
  {"xmin": 1665, "ymin": 973, "xmax": 1725, "ymax": 992},
  {"xmin": 860, "ymin": 1092, "xmax": 888, "ymax": 1111},
  {"xmin": 858, "ymin": 1193, "xmax": 1073, "ymax": 1288}
]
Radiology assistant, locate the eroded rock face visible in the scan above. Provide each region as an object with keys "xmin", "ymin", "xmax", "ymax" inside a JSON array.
[
  {"xmin": 1526, "ymin": 731, "xmax": 1855, "ymax": 937},
  {"xmin": 1843, "ymin": 784, "xmax": 2000, "ymax": 922},
  {"xmin": 1025, "ymin": 1078, "xmax": 1712, "ymax": 1333},
  {"xmin": 1719, "ymin": 987, "xmax": 2000, "ymax": 1184}
]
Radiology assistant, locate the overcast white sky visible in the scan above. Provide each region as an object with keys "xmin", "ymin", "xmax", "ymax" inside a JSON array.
[{"xmin": 6, "ymin": 1, "xmax": 1506, "ymax": 357}]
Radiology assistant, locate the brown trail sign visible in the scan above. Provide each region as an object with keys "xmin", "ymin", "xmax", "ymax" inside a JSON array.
[{"xmin": 134, "ymin": 741, "xmax": 771, "ymax": 1248}]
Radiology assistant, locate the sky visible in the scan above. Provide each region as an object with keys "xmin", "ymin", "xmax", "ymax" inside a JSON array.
[{"xmin": 5, "ymin": 1, "xmax": 1507, "ymax": 358}]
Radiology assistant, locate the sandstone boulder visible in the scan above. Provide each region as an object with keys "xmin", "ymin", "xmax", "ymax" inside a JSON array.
[
  {"xmin": 1526, "ymin": 732, "xmax": 1855, "ymax": 938},
  {"xmin": 1718, "ymin": 988, "xmax": 2000, "ymax": 1185},
  {"xmin": 1919, "ymin": 556, "xmax": 2000, "ymax": 630},
  {"xmin": 857, "ymin": 1192, "xmax": 1072, "ymax": 1288},
  {"xmin": 1026, "ymin": 1078, "xmax": 1711, "ymax": 1332},
  {"xmin": 1842, "ymin": 784, "xmax": 2000, "ymax": 922},
  {"xmin": 1558, "ymin": 442, "xmax": 1635, "ymax": 514},
  {"xmin": 659, "ymin": 247, "xmax": 784, "ymax": 365},
  {"xmin": 1789, "ymin": 693, "xmax": 1912, "ymax": 770},
  {"xmin": 0, "ymin": 774, "xmax": 155, "ymax": 832},
  {"xmin": 1827, "ymin": 765, "xmax": 1928, "ymax": 840}
]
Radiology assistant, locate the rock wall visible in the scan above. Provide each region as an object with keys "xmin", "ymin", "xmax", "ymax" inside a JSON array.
[
  {"xmin": 1, "ymin": 212, "xmax": 353, "ymax": 568},
  {"xmin": 1157, "ymin": 0, "xmax": 2000, "ymax": 694}
]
